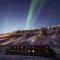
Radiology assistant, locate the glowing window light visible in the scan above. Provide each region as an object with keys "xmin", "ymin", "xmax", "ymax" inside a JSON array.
[
  {"xmin": 21, "ymin": 46, "xmax": 23, "ymax": 48},
  {"xmin": 32, "ymin": 50, "xmax": 35, "ymax": 53},
  {"xmin": 28, "ymin": 50, "xmax": 30, "ymax": 53}
]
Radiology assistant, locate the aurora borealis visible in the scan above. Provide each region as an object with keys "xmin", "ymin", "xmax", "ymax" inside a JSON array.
[
  {"xmin": 26, "ymin": 0, "xmax": 48, "ymax": 29},
  {"xmin": 0, "ymin": 0, "xmax": 60, "ymax": 33},
  {"xmin": 26, "ymin": 0, "xmax": 40, "ymax": 29}
]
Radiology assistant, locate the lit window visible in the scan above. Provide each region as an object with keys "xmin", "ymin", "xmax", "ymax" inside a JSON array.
[
  {"xmin": 28, "ymin": 50, "xmax": 30, "ymax": 52},
  {"xmin": 32, "ymin": 50, "xmax": 35, "ymax": 53},
  {"xmin": 21, "ymin": 46, "xmax": 23, "ymax": 48}
]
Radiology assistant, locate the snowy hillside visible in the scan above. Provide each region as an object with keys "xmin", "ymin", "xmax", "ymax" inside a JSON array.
[{"xmin": 0, "ymin": 25, "xmax": 60, "ymax": 55}]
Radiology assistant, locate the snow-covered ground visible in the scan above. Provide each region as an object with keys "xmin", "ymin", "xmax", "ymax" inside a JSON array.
[
  {"xmin": 0, "ymin": 25, "xmax": 60, "ymax": 60},
  {"xmin": 0, "ymin": 55, "xmax": 60, "ymax": 60}
]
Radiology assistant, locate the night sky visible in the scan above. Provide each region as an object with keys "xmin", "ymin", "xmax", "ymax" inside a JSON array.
[{"xmin": 0, "ymin": 0, "xmax": 60, "ymax": 33}]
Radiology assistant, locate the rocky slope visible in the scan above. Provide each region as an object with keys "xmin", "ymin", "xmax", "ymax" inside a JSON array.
[{"xmin": 0, "ymin": 25, "xmax": 60, "ymax": 54}]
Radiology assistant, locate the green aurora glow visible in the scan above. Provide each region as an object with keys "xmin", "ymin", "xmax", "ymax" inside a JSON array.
[
  {"xmin": 26, "ymin": 0, "xmax": 40, "ymax": 29},
  {"xmin": 26, "ymin": 0, "xmax": 48, "ymax": 29}
]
